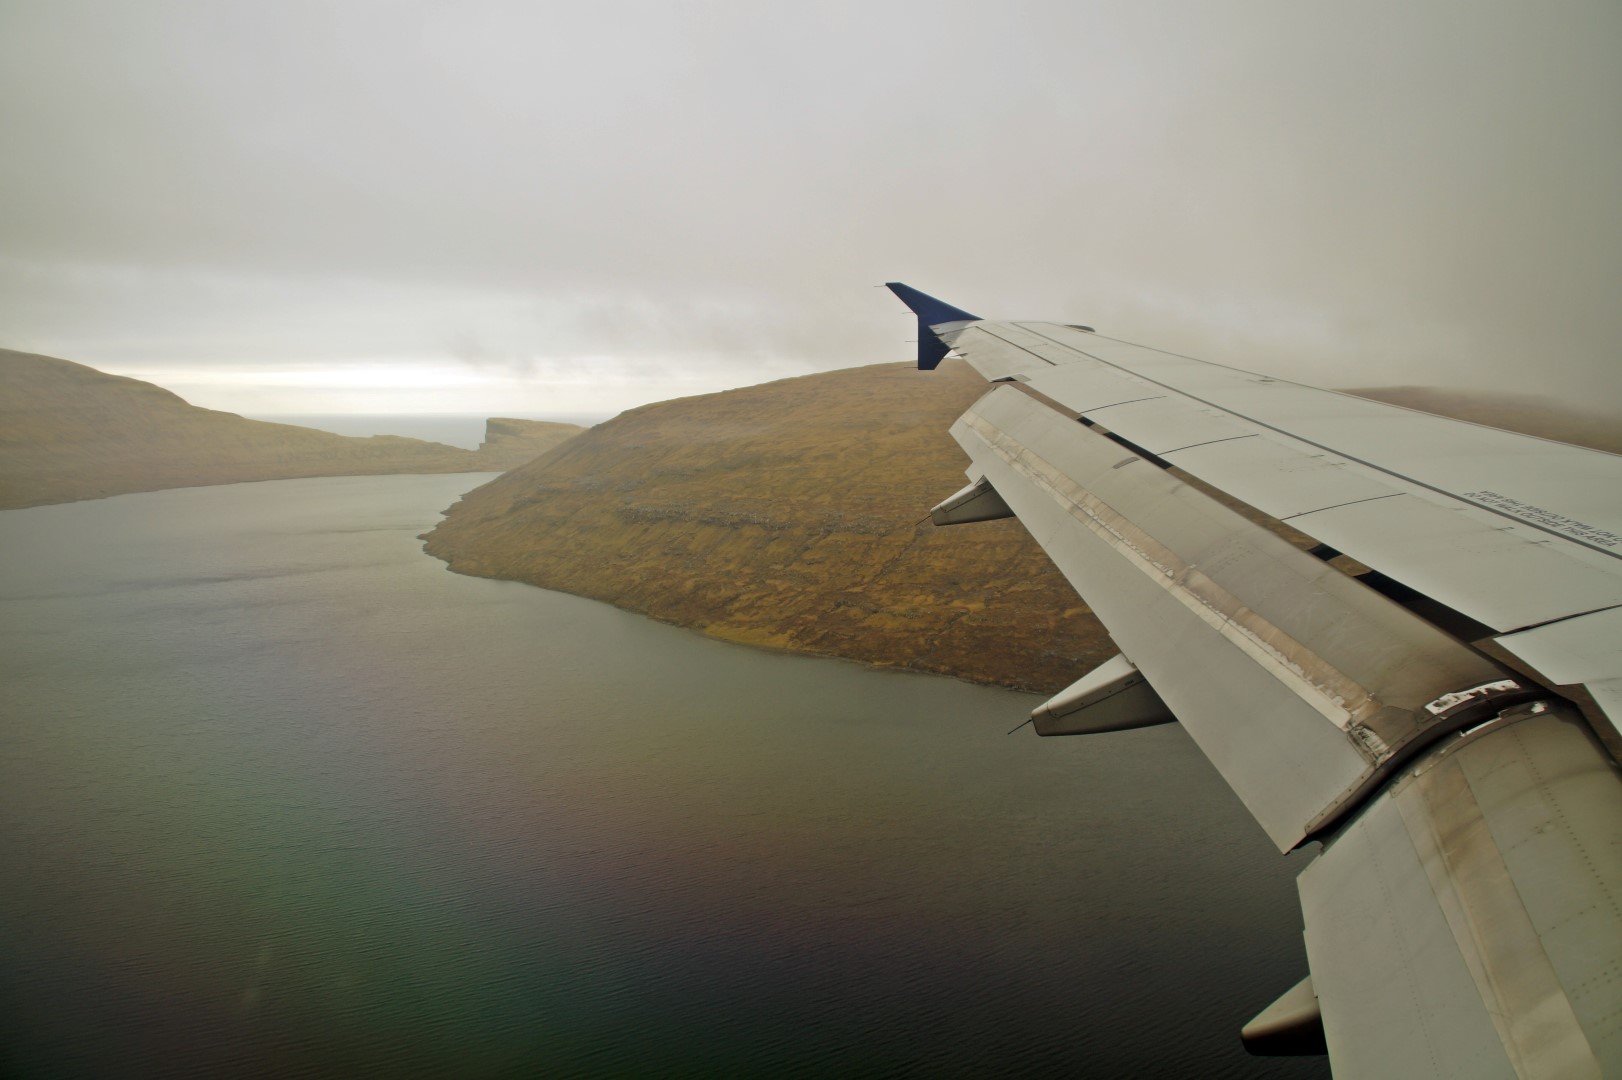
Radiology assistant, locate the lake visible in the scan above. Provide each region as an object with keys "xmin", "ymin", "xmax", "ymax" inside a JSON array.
[{"xmin": 0, "ymin": 474, "xmax": 1325, "ymax": 1078}]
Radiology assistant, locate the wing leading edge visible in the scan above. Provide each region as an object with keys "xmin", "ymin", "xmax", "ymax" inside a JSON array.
[{"xmin": 886, "ymin": 283, "xmax": 1622, "ymax": 1078}]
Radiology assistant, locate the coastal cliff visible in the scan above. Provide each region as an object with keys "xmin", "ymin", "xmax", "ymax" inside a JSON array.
[
  {"xmin": 476, "ymin": 417, "xmax": 585, "ymax": 463},
  {"xmin": 0, "ymin": 349, "xmax": 584, "ymax": 509}
]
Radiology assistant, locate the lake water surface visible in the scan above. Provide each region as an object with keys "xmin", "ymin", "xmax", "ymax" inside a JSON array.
[{"xmin": 0, "ymin": 474, "xmax": 1326, "ymax": 1078}]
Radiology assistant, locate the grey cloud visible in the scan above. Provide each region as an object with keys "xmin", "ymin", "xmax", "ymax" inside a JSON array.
[{"xmin": 1, "ymin": 0, "xmax": 1617, "ymax": 412}]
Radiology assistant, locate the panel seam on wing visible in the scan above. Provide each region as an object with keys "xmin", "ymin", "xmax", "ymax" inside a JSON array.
[
  {"xmin": 1006, "ymin": 323, "xmax": 1622, "ymax": 560},
  {"xmin": 1281, "ymin": 492, "xmax": 1406, "ymax": 521}
]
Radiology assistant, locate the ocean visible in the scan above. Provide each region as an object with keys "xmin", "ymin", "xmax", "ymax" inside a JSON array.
[
  {"xmin": 0, "ymin": 474, "xmax": 1326, "ymax": 1079},
  {"xmin": 246, "ymin": 415, "xmax": 610, "ymax": 450}
]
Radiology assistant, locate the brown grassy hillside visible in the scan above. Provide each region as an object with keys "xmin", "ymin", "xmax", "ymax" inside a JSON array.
[
  {"xmin": 424, "ymin": 361, "xmax": 1111, "ymax": 692},
  {"xmin": 0, "ymin": 349, "xmax": 584, "ymax": 509}
]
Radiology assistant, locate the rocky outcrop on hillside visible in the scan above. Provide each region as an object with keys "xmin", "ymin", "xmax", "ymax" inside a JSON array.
[
  {"xmin": 476, "ymin": 417, "xmax": 586, "ymax": 467},
  {"xmin": 0, "ymin": 349, "xmax": 583, "ymax": 509}
]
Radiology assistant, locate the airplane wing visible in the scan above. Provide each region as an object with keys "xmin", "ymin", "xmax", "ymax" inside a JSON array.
[{"xmin": 887, "ymin": 283, "xmax": 1622, "ymax": 1078}]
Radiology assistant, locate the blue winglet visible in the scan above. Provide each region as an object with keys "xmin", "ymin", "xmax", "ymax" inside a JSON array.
[{"xmin": 885, "ymin": 283, "xmax": 979, "ymax": 370}]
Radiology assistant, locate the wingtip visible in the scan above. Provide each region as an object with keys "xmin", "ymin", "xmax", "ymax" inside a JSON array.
[
  {"xmin": 883, "ymin": 283, "xmax": 979, "ymax": 325},
  {"xmin": 884, "ymin": 284, "xmax": 979, "ymax": 370}
]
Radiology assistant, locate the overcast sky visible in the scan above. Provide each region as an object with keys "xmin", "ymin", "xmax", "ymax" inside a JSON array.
[{"xmin": 2, "ymin": 0, "xmax": 1618, "ymax": 418}]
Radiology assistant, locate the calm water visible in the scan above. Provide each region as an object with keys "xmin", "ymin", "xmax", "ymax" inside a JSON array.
[
  {"xmin": 247, "ymin": 415, "xmax": 608, "ymax": 449},
  {"xmin": 0, "ymin": 475, "xmax": 1326, "ymax": 1079}
]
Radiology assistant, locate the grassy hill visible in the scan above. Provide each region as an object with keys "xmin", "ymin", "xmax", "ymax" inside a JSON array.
[
  {"xmin": 424, "ymin": 361, "xmax": 1110, "ymax": 692},
  {"xmin": 0, "ymin": 349, "xmax": 583, "ymax": 509}
]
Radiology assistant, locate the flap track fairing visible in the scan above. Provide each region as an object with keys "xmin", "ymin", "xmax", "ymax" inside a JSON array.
[
  {"xmin": 930, "ymin": 475, "xmax": 1014, "ymax": 526},
  {"xmin": 1031, "ymin": 654, "xmax": 1176, "ymax": 736}
]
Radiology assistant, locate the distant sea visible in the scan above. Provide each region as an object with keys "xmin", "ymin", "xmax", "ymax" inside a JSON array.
[
  {"xmin": 0, "ymin": 475, "xmax": 1327, "ymax": 1079},
  {"xmin": 248, "ymin": 414, "xmax": 611, "ymax": 450}
]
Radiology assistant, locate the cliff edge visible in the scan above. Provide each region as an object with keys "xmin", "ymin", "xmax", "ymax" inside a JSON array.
[{"xmin": 476, "ymin": 417, "xmax": 586, "ymax": 465}]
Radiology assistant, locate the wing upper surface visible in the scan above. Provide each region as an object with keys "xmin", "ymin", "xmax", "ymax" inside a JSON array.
[{"xmin": 941, "ymin": 320, "xmax": 1622, "ymax": 636}]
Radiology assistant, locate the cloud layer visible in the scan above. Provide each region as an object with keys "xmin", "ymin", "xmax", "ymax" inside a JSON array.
[{"xmin": 3, "ymin": 1, "xmax": 1618, "ymax": 414}]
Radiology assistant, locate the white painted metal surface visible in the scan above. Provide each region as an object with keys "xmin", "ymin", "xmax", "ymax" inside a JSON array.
[
  {"xmin": 1302, "ymin": 706, "xmax": 1621, "ymax": 1078},
  {"xmin": 1289, "ymin": 493, "xmax": 1619, "ymax": 631},
  {"xmin": 1030, "ymin": 653, "xmax": 1174, "ymax": 735},
  {"xmin": 1492, "ymin": 605, "xmax": 1622, "ymax": 755},
  {"xmin": 940, "ymin": 318, "xmax": 1622, "ymax": 637},
  {"xmin": 1493, "ymin": 605, "xmax": 1622, "ymax": 686},
  {"xmin": 938, "ymin": 306, "xmax": 1622, "ymax": 763},
  {"xmin": 927, "ymin": 474, "xmax": 1013, "ymax": 525},
  {"xmin": 952, "ymin": 387, "xmax": 1509, "ymax": 849}
]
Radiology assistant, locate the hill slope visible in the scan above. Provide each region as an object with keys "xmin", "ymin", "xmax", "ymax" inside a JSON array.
[
  {"xmin": 0, "ymin": 349, "xmax": 583, "ymax": 509},
  {"xmin": 424, "ymin": 361, "xmax": 1110, "ymax": 692}
]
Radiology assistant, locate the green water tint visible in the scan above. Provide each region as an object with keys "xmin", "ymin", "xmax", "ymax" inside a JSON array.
[{"xmin": 0, "ymin": 474, "xmax": 1325, "ymax": 1078}]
